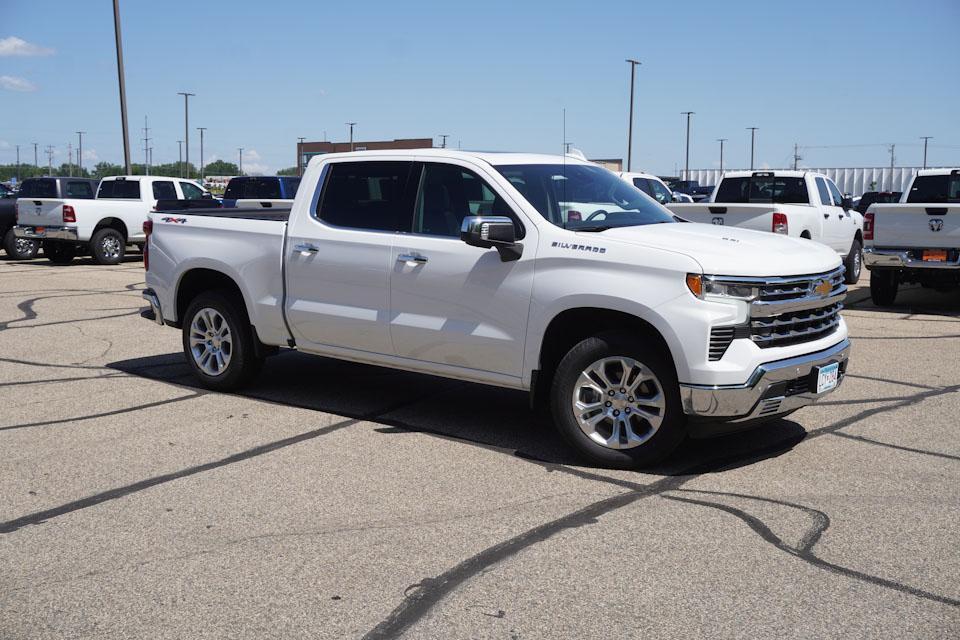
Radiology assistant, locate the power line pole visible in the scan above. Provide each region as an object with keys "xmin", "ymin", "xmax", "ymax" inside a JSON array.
[
  {"xmin": 297, "ymin": 136, "xmax": 305, "ymax": 176},
  {"xmin": 68, "ymin": 142, "xmax": 73, "ymax": 176},
  {"xmin": 717, "ymin": 138, "xmax": 727, "ymax": 172},
  {"xmin": 177, "ymin": 141, "xmax": 183, "ymax": 177},
  {"xmin": 76, "ymin": 131, "xmax": 85, "ymax": 175},
  {"xmin": 793, "ymin": 143, "xmax": 802, "ymax": 170},
  {"xmin": 625, "ymin": 58, "xmax": 641, "ymax": 172},
  {"xmin": 238, "ymin": 148, "xmax": 243, "ymax": 175},
  {"xmin": 112, "ymin": 0, "xmax": 132, "ymax": 174},
  {"xmin": 746, "ymin": 127, "xmax": 759, "ymax": 170},
  {"xmin": 15, "ymin": 144, "xmax": 20, "ymax": 181},
  {"xmin": 45, "ymin": 145, "xmax": 54, "ymax": 175},
  {"xmin": 681, "ymin": 111, "xmax": 694, "ymax": 180},
  {"xmin": 177, "ymin": 92, "xmax": 195, "ymax": 178},
  {"xmin": 197, "ymin": 127, "xmax": 207, "ymax": 181},
  {"xmin": 33, "ymin": 142, "xmax": 38, "ymax": 167},
  {"xmin": 919, "ymin": 136, "xmax": 932, "ymax": 169},
  {"xmin": 346, "ymin": 122, "xmax": 356, "ymax": 151},
  {"xmin": 888, "ymin": 144, "xmax": 896, "ymax": 169},
  {"xmin": 438, "ymin": 134, "xmax": 449, "ymax": 149}
]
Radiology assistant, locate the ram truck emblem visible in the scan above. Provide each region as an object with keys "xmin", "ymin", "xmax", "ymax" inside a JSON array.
[
  {"xmin": 712, "ymin": 217, "xmax": 724, "ymax": 225},
  {"xmin": 929, "ymin": 218, "xmax": 943, "ymax": 232},
  {"xmin": 812, "ymin": 279, "xmax": 833, "ymax": 298}
]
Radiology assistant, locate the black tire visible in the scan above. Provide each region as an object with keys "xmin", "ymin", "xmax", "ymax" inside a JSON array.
[
  {"xmin": 43, "ymin": 241, "xmax": 76, "ymax": 265},
  {"xmin": 90, "ymin": 228, "xmax": 126, "ymax": 265},
  {"xmin": 843, "ymin": 238, "xmax": 862, "ymax": 284},
  {"xmin": 550, "ymin": 331, "xmax": 685, "ymax": 469},
  {"xmin": 182, "ymin": 290, "xmax": 263, "ymax": 391},
  {"xmin": 870, "ymin": 269, "xmax": 899, "ymax": 306},
  {"xmin": 3, "ymin": 228, "xmax": 39, "ymax": 260}
]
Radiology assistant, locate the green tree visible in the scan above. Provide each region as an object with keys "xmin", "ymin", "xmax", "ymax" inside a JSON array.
[
  {"xmin": 203, "ymin": 160, "xmax": 240, "ymax": 175},
  {"xmin": 277, "ymin": 166, "xmax": 298, "ymax": 176}
]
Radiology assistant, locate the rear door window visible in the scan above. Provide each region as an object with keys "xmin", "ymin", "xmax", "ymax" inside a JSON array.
[
  {"xmin": 179, "ymin": 181, "xmax": 205, "ymax": 200},
  {"xmin": 98, "ymin": 180, "xmax": 141, "ymax": 199},
  {"xmin": 316, "ymin": 161, "xmax": 414, "ymax": 232},
  {"xmin": 65, "ymin": 181, "xmax": 94, "ymax": 198},
  {"xmin": 152, "ymin": 181, "xmax": 177, "ymax": 200},
  {"xmin": 18, "ymin": 179, "xmax": 57, "ymax": 198}
]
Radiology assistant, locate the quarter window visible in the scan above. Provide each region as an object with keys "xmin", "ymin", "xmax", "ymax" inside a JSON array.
[
  {"xmin": 414, "ymin": 163, "xmax": 520, "ymax": 237},
  {"xmin": 152, "ymin": 181, "xmax": 177, "ymax": 200},
  {"xmin": 317, "ymin": 161, "xmax": 414, "ymax": 232}
]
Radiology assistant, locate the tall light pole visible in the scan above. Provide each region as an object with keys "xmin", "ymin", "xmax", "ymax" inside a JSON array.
[
  {"xmin": 45, "ymin": 145, "xmax": 54, "ymax": 175},
  {"xmin": 33, "ymin": 142, "xmax": 38, "ymax": 167},
  {"xmin": 746, "ymin": 127, "xmax": 758, "ymax": 170},
  {"xmin": 346, "ymin": 122, "xmax": 356, "ymax": 151},
  {"xmin": 297, "ymin": 136, "xmax": 305, "ymax": 176},
  {"xmin": 438, "ymin": 134, "xmax": 449, "ymax": 149},
  {"xmin": 177, "ymin": 140, "xmax": 183, "ymax": 177},
  {"xmin": 889, "ymin": 144, "xmax": 896, "ymax": 169},
  {"xmin": 177, "ymin": 92, "xmax": 195, "ymax": 178},
  {"xmin": 717, "ymin": 138, "xmax": 727, "ymax": 172},
  {"xmin": 112, "ymin": 0, "xmax": 131, "ymax": 174},
  {"xmin": 681, "ymin": 111, "xmax": 694, "ymax": 180},
  {"xmin": 920, "ymin": 136, "xmax": 932, "ymax": 169},
  {"xmin": 197, "ymin": 127, "xmax": 206, "ymax": 181},
  {"xmin": 238, "ymin": 147, "xmax": 243, "ymax": 175},
  {"xmin": 76, "ymin": 131, "xmax": 85, "ymax": 175},
  {"xmin": 625, "ymin": 58, "xmax": 641, "ymax": 172},
  {"xmin": 15, "ymin": 144, "xmax": 20, "ymax": 181}
]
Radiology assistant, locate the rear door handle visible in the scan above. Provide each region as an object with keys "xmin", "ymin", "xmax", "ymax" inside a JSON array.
[
  {"xmin": 295, "ymin": 242, "xmax": 319, "ymax": 253},
  {"xmin": 398, "ymin": 253, "xmax": 428, "ymax": 265}
]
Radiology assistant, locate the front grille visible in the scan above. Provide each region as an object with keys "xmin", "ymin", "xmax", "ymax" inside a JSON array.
[{"xmin": 751, "ymin": 302, "xmax": 842, "ymax": 348}]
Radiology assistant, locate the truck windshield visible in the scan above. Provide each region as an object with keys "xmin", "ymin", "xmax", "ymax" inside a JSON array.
[
  {"xmin": 714, "ymin": 176, "xmax": 809, "ymax": 204},
  {"xmin": 495, "ymin": 164, "xmax": 674, "ymax": 230},
  {"xmin": 906, "ymin": 174, "xmax": 960, "ymax": 203}
]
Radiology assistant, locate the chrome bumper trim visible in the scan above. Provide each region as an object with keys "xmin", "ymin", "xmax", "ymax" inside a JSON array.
[
  {"xmin": 14, "ymin": 225, "xmax": 79, "ymax": 242},
  {"xmin": 142, "ymin": 289, "xmax": 164, "ymax": 326},
  {"xmin": 680, "ymin": 339, "xmax": 851, "ymax": 421},
  {"xmin": 863, "ymin": 247, "xmax": 960, "ymax": 270}
]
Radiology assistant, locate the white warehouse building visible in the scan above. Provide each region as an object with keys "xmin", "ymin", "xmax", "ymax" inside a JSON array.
[{"xmin": 680, "ymin": 166, "xmax": 948, "ymax": 196}]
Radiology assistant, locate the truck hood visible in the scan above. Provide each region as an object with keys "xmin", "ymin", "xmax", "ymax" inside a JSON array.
[{"xmin": 584, "ymin": 222, "xmax": 841, "ymax": 277}]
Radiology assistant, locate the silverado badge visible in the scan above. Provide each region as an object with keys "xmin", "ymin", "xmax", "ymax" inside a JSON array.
[{"xmin": 813, "ymin": 279, "xmax": 832, "ymax": 298}]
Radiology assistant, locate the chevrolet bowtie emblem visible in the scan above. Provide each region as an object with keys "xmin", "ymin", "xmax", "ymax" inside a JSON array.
[{"xmin": 813, "ymin": 279, "xmax": 832, "ymax": 297}]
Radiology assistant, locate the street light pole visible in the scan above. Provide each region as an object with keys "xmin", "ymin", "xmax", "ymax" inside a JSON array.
[
  {"xmin": 297, "ymin": 136, "xmax": 305, "ymax": 176},
  {"xmin": 112, "ymin": 0, "xmax": 132, "ymax": 174},
  {"xmin": 438, "ymin": 134, "xmax": 449, "ymax": 149},
  {"xmin": 746, "ymin": 127, "xmax": 758, "ymax": 170},
  {"xmin": 177, "ymin": 141, "xmax": 183, "ymax": 177},
  {"xmin": 197, "ymin": 127, "xmax": 206, "ymax": 180},
  {"xmin": 625, "ymin": 59, "xmax": 641, "ymax": 172},
  {"xmin": 15, "ymin": 145, "xmax": 20, "ymax": 182},
  {"xmin": 177, "ymin": 92, "xmax": 195, "ymax": 178},
  {"xmin": 717, "ymin": 138, "xmax": 727, "ymax": 172},
  {"xmin": 920, "ymin": 136, "xmax": 932, "ymax": 169},
  {"xmin": 76, "ymin": 131, "xmax": 85, "ymax": 175},
  {"xmin": 346, "ymin": 122, "xmax": 356, "ymax": 151},
  {"xmin": 238, "ymin": 148, "xmax": 243, "ymax": 176},
  {"xmin": 681, "ymin": 111, "xmax": 694, "ymax": 180},
  {"xmin": 33, "ymin": 142, "xmax": 38, "ymax": 167}
]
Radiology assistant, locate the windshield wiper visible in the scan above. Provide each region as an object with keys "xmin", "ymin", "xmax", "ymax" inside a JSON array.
[{"xmin": 571, "ymin": 224, "xmax": 615, "ymax": 232}]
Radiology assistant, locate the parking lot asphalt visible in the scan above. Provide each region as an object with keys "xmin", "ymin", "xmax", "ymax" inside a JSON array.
[{"xmin": 0, "ymin": 256, "xmax": 958, "ymax": 639}]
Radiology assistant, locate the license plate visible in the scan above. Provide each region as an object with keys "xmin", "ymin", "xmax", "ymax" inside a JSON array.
[
  {"xmin": 34, "ymin": 226, "xmax": 45, "ymax": 235},
  {"xmin": 814, "ymin": 362, "xmax": 840, "ymax": 394},
  {"xmin": 923, "ymin": 249, "xmax": 947, "ymax": 262}
]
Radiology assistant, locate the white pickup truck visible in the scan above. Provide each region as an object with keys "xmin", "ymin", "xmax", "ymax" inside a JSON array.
[
  {"xmin": 668, "ymin": 171, "xmax": 864, "ymax": 284},
  {"xmin": 15, "ymin": 175, "xmax": 211, "ymax": 264},
  {"xmin": 618, "ymin": 171, "xmax": 692, "ymax": 204},
  {"xmin": 142, "ymin": 150, "xmax": 850, "ymax": 468},
  {"xmin": 863, "ymin": 168, "xmax": 960, "ymax": 305}
]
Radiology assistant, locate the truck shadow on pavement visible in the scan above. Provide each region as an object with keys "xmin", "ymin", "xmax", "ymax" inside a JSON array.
[
  {"xmin": 846, "ymin": 282, "xmax": 960, "ymax": 318},
  {"xmin": 106, "ymin": 349, "xmax": 808, "ymax": 475}
]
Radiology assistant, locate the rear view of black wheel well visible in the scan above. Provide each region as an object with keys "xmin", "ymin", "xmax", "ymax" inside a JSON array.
[{"xmin": 175, "ymin": 269, "xmax": 245, "ymax": 328}]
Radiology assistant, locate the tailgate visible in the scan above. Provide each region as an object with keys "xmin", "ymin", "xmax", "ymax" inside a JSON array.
[
  {"xmin": 667, "ymin": 203, "xmax": 778, "ymax": 231},
  {"xmin": 234, "ymin": 198, "xmax": 294, "ymax": 209},
  {"xmin": 15, "ymin": 198, "xmax": 67, "ymax": 227},
  {"xmin": 870, "ymin": 204, "xmax": 960, "ymax": 248}
]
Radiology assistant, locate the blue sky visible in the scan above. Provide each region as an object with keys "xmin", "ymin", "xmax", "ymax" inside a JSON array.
[{"xmin": 1, "ymin": 0, "xmax": 958, "ymax": 176}]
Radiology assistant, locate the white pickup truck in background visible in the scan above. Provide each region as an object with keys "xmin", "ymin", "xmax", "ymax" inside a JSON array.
[
  {"xmin": 15, "ymin": 175, "xmax": 211, "ymax": 264},
  {"xmin": 863, "ymin": 168, "xmax": 960, "ymax": 305},
  {"xmin": 618, "ymin": 171, "xmax": 692, "ymax": 204},
  {"xmin": 668, "ymin": 171, "xmax": 864, "ymax": 283},
  {"xmin": 143, "ymin": 149, "xmax": 850, "ymax": 468}
]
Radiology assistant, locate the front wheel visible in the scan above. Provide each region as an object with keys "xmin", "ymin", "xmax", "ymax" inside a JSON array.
[
  {"xmin": 844, "ymin": 238, "xmax": 862, "ymax": 284},
  {"xmin": 43, "ymin": 241, "xmax": 76, "ymax": 265},
  {"xmin": 870, "ymin": 269, "xmax": 899, "ymax": 306},
  {"xmin": 3, "ymin": 228, "xmax": 39, "ymax": 260},
  {"xmin": 182, "ymin": 290, "xmax": 263, "ymax": 391},
  {"xmin": 550, "ymin": 331, "xmax": 685, "ymax": 468},
  {"xmin": 90, "ymin": 228, "xmax": 126, "ymax": 265}
]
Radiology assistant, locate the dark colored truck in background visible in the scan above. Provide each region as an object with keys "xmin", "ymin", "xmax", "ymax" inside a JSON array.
[
  {"xmin": 0, "ymin": 177, "xmax": 99, "ymax": 259},
  {"xmin": 221, "ymin": 176, "xmax": 301, "ymax": 208}
]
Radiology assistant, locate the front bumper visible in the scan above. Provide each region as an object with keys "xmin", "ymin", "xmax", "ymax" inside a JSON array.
[
  {"xmin": 680, "ymin": 339, "xmax": 850, "ymax": 422},
  {"xmin": 864, "ymin": 247, "xmax": 960, "ymax": 270},
  {"xmin": 14, "ymin": 225, "xmax": 79, "ymax": 242},
  {"xmin": 142, "ymin": 288, "xmax": 164, "ymax": 326}
]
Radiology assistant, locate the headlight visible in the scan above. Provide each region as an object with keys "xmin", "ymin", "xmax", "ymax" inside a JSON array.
[{"xmin": 686, "ymin": 274, "xmax": 758, "ymax": 301}]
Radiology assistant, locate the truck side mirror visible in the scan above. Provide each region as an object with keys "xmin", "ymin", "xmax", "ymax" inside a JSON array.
[
  {"xmin": 841, "ymin": 196, "xmax": 853, "ymax": 210},
  {"xmin": 460, "ymin": 215, "xmax": 523, "ymax": 262}
]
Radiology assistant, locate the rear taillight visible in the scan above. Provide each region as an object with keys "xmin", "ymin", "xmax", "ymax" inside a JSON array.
[
  {"xmin": 863, "ymin": 213, "xmax": 874, "ymax": 240},
  {"xmin": 143, "ymin": 219, "xmax": 153, "ymax": 270},
  {"xmin": 62, "ymin": 205, "xmax": 76, "ymax": 223},
  {"xmin": 772, "ymin": 212, "xmax": 788, "ymax": 235}
]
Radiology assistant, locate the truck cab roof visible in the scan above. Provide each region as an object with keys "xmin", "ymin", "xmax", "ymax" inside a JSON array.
[{"xmin": 305, "ymin": 148, "xmax": 595, "ymax": 170}]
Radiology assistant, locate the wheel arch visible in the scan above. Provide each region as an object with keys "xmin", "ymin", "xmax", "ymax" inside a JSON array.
[
  {"xmin": 174, "ymin": 267, "xmax": 248, "ymax": 329},
  {"xmin": 92, "ymin": 217, "xmax": 129, "ymax": 240}
]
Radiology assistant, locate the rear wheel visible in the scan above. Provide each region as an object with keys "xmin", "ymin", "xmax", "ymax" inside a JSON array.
[
  {"xmin": 843, "ymin": 238, "xmax": 862, "ymax": 284},
  {"xmin": 3, "ymin": 228, "xmax": 39, "ymax": 260},
  {"xmin": 550, "ymin": 331, "xmax": 685, "ymax": 468},
  {"xmin": 43, "ymin": 241, "xmax": 76, "ymax": 265},
  {"xmin": 90, "ymin": 228, "xmax": 126, "ymax": 265},
  {"xmin": 870, "ymin": 269, "xmax": 899, "ymax": 306},
  {"xmin": 182, "ymin": 290, "xmax": 263, "ymax": 391}
]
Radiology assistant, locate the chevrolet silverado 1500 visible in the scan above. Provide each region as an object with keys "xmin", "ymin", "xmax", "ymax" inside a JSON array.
[
  {"xmin": 668, "ymin": 171, "xmax": 864, "ymax": 284},
  {"xmin": 142, "ymin": 150, "xmax": 851, "ymax": 468},
  {"xmin": 863, "ymin": 168, "xmax": 960, "ymax": 305}
]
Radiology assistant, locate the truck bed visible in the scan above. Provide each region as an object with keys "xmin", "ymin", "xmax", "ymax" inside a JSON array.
[{"xmin": 155, "ymin": 205, "xmax": 291, "ymax": 222}]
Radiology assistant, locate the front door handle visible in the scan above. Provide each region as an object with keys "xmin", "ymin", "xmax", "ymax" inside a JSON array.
[
  {"xmin": 397, "ymin": 253, "xmax": 428, "ymax": 265},
  {"xmin": 295, "ymin": 242, "xmax": 319, "ymax": 253}
]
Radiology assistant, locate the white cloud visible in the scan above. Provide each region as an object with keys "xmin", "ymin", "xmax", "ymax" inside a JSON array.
[
  {"xmin": 0, "ymin": 75, "xmax": 37, "ymax": 92},
  {"xmin": 0, "ymin": 36, "xmax": 55, "ymax": 57},
  {"xmin": 240, "ymin": 149, "xmax": 272, "ymax": 175},
  {"xmin": 0, "ymin": 140, "xmax": 10, "ymax": 149},
  {"xmin": 82, "ymin": 149, "xmax": 99, "ymax": 162}
]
